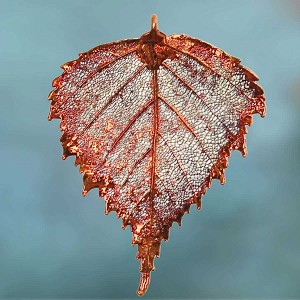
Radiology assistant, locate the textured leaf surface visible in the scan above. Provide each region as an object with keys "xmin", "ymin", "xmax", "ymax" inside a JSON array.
[{"xmin": 48, "ymin": 15, "xmax": 266, "ymax": 296}]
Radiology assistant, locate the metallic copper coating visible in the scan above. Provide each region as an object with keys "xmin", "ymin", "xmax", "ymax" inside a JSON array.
[{"xmin": 48, "ymin": 14, "xmax": 266, "ymax": 296}]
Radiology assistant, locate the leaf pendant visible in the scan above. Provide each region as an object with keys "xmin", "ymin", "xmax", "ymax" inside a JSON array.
[{"xmin": 48, "ymin": 15, "xmax": 266, "ymax": 296}]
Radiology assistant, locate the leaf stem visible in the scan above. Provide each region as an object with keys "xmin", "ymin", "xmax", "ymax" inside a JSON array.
[{"xmin": 151, "ymin": 14, "xmax": 158, "ymax": 31}]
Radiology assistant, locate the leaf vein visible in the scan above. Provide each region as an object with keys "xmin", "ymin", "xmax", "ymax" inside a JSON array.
[
  {"xmin": 161, "ymin": 62, "xmax": 231, "ymax": 135},
  {"xmin": 158, "ymin": 95, "xmax": 215, "ymax": 167}
]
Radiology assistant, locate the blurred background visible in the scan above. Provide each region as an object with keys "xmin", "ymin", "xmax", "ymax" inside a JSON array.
[{"xmin": 1, "ymin": 0, "xmax": 300, "ymax": 298}]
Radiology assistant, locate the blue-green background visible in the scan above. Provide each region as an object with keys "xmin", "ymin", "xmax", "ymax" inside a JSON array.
[{"xmin": 1, "ymin": 0, "xmax": 300, "ymax": 298}]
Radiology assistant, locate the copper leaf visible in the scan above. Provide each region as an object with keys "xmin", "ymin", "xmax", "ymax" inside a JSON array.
[{"xmin": 48, "ymin": 15, "xmax": 266, "ymax": 296}]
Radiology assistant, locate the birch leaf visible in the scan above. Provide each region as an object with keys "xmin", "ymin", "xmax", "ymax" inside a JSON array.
[{"xmin": 48, "ymin": 15, "xmax": 266, "ymax": 296}]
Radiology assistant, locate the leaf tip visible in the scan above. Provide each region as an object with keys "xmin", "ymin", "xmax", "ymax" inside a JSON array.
[
  {"xmin": 137, "ymin": 272, "xmax": 151, "ymax": 296},
  {"xmin": 220, "ymin": 176, "xmax": 226, "ymax": 185},
  {"xmin": 61, "ymin": 59, "xmax": 77, "ymax": 71},
  {"xmin": 195, "ymin": 197, "xmax": 202, "ymax": 210}
]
